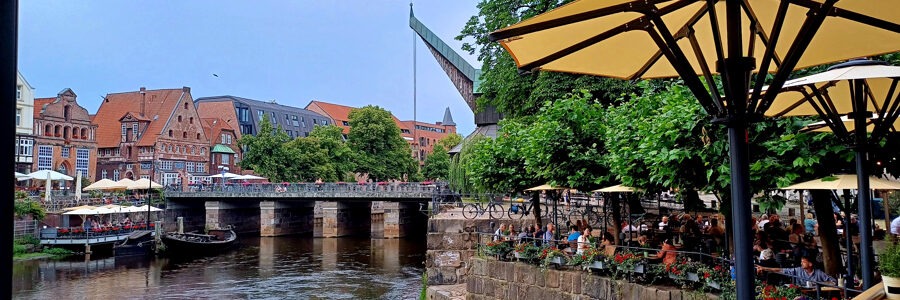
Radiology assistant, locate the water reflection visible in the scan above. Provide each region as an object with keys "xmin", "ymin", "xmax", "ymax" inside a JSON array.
[{"xmin": 14, "ymin": 237, "xmax": 425, "ymax": 299}]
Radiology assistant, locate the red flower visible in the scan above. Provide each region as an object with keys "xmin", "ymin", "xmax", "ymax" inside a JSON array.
[{"xmin": 703, "ymin": 272, "xmax": 710, "ymax": 279}]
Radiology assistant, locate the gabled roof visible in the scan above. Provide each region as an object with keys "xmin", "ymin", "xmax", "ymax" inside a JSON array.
[
  {"xmin": 119, "ymin": 111, "xmax": 151, "ymax": 122},
  {"xmin": 200, "ymin": 117, "xmax": 236, "ymax": 144},
  {"xmin": 307, "ymin": 100, "xmax": 411, "ymax": 135},
  {"xmin": 93, "ymin": 88, "xmax": 188, "ymax": 148},
  {"xmin": 33, "ymin": 97, "xmax": 55, "ymax": 119}
]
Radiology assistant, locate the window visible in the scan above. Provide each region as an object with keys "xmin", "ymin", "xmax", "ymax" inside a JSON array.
[
  {"xmin": 240, "ymin": 124, "xmax": 253, "ymax": 135},
  {"xmin": 16, "ymin": 85, "xmax": 22, "ymax": 101},
  {"xmin": 182, "ymin": 131, "xmax": 187, "ymax": 138},
  {"xmin": 196, "ymin": 164, "xmax": 205, "ymax": 173},
  {"xmin": 168, "ymin": 130, "xmax": 173, "ymax": 137},
  {"xmin": 342, "ymin": 121, "xmax": 349, "ymax": 126},
  {"xmin": 186, "ymin": 162, "xmax": 195, "ymax": 173},
  {"xmin": 15, "ymin": 108, "xmax": 21, "ymax": 126},
  {"xmin": 221, "ymin": 153, "xmax": 230, "ymax": 165},
  {"xmin": 159, "ymin": 161, "xmax": 173, "ymax": 170},
  {"xmin": 292, "ymin": 116, "xmax": 299, "ymax": 126},
  {"xmin": 236, "ymin": 107, "xmax": 250, "ymax": 122},
  {"xmin": 189, "ymin": 117, "xmax": 194, "ymax": 124},
  {"xmin": 38, "ymin": 146, "xmax": 53, "ymax": 170},
  {"xmin": 141, "ymin": 162, "xmax": 151, "ymax": 169},
  {"xmin": 101, "ymin": 170, "xmax": 108, "ymax": 179},
  {"xmin": 122, "ymin": 124, "xmax": 127, "ymax": 138},
  {"xmin": 140, "ymin": 175, "xmax": 150, "ymax": 180},
  {"xmin": 270, "ymin": 112, "xmax": 276, "ymax": 124},
  {"xmin": 61, "ymin": 147, "xmax": 70, "ymax": 158},
  {"xmin": 64, "ymin": 106, "xmax": 70, "ymax": 121},
  {"xmin": 113, "ymin": 170, "xmax": 120, "ymax": 181},
  {"xmin": 258, "ymin": 110, "xmax": 264, "ymax": 121},
  {"xmin": 286, "ymin": 130, "xmax": 292, "ymax": 138},
  {"xmin": 16, "ymin": 138, "xmax": 33, "ymax": 157},
  {"xmin": 178, "ymin": 115, "xmax": 182, "ymax": 122},
  {"xmin": 196, "ymin": 133, "xmax": 201, "ymax": 140},
  {"xmin": 125, "ymin": 164, "xmax": 134, "ymax": 170},
  {"xmin": 200, "ymin": 147, "xmax": 206, "ymax": 155},
  {"xmin": 132, "ymin": 123, "xmax": 139, "ymax": 139},
  {"xmin": 184, "ymin": 102, "xmax": 189, "ymax": 110},
  {"xmin": 191, "ymin": 146, "xmax": 195, "ymax": 155},
  {"xmin": 76, "ymin": 149, "xmax": 89, "ymax": 178}
]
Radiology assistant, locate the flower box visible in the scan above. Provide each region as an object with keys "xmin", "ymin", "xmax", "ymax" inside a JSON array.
[
  {"xmin": 706, "ymin": 281, "xmax": 721, "ymax": 290},
  {"xmin": 686, "ymin": 272, "xmax": 700, "ymax": 282},
  {"xmin": 547, "ymin": 256, "xmax": 566, "ymax": 266},
  {"xmin": 588, "ymin": 260, "xmax": 607, "ymax": 270},
  {"xmin": 514, "ymin": 251, "xmax": 534, "ymax": 260}
]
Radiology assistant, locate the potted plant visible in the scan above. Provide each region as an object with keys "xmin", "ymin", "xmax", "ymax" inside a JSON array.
[
  {"xmin": 756, "ymin": 283, "xmax": 801, "ymax": 300},
  {"xmin": 698, "ymin": 263, "xmax": 731, "ymax": 290},
  {"xmin": 483, "ymin": 240, "xmax": 512, "ymax": 258},
  {"xmin": 513, "ymin": 243, "xmax": 540, "ymax": 261},
  {"xmin": 881, "ymin": 242, "xmax": 900, "ymax": 299},
  {"xmin": 540, "ymin": 246, "xmax": 568, "ymax": 268}
]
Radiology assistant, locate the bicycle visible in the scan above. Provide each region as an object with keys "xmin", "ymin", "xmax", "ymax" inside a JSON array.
[
  {"xmin": 462, "ymin": 197, "xmax": 505, "ymax": 220},
  {"xmin": 506, "ymin": 197, "xmax": 549, "ymax": 220}
]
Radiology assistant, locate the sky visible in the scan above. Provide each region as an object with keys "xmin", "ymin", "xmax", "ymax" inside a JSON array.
[{"xmin": 18, "ymin": 1, "xmax": 482, "ymax": 135}]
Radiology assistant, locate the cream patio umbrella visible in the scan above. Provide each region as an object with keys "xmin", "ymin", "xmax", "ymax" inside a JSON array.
[
  {"xmin": 763, "ymin": 62, "xmax": 900, "ymax": 285},
  {"xmin": 490, "ymin": 0, "xmax": 900, "ymax": 293},
  {"xmin": 591, "ymin": 184, "xmax": 642, "ymax": 193},
  {"xmin": 126, "ymin": 178, "xmax": 163, "ymax": 190},
  {"xmin": 83, "ymin": 179, "xmax": 127, "ymax": 191},
  {"xmin": 524, "ymin": 184, "xmax": 571, "ymax": 234}
]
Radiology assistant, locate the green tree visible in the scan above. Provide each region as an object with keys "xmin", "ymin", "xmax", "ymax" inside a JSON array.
[
  {"xmin": 347, "ymin": 105, "xmax": 417, "ymax": 181},
  {"xmin": 237, "ymin": 118, "xmax": 293, "ymax": 182},
  {"xmin": 457, "ymin": 0, "xmax": 633, "ymax": 117},
  {"xmin": 310, "ymin": 125, "xmax": 356, "ymax": 181},
  {"xmin": 422, "ymin": 145, "xmax": 451, "ymax": 180},
  {"xmin": 14, "ymin": 191, "xmax": 45, "ymax": 220},
  {"xmin": 284, "ymin": 137, "xmax": 333, "ymax": 182},
  {"xmin": 435, "ymin": 133, "xmax": 463, "ymax": 151}
]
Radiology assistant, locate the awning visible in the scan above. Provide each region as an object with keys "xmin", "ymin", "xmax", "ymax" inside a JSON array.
[{"xmin": 211, "ymin": 144, "xmax": 236, "ymax": 154}]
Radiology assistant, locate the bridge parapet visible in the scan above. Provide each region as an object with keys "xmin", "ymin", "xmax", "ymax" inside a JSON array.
[{"xmin": 167, "ymin": 182, "xmax": 438, "ymax": 199}]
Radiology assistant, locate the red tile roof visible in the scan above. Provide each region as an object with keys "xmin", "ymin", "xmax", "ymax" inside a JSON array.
[
  {"xmin": 195, "ymin": 100, "xmax": 241, "ymax": 140},
  {"xmin": 93, "ymin": 88, "xmax": 187, "ymax": 148},
  {"xmin": 33, "ymin": 97, "xmax": 55, "ymax": 119},
  {"xmin": 200, "ymin": 118, "xmax": 236, "ymax": 144},
  {"xmin": 306, "ymin": 100, "xmax": 411, "ymax": 134}
]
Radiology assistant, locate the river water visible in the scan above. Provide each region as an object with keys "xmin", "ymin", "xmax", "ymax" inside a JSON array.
[{"xmin": 13, "ymin": 237, "xmax": 427, "ymax": 299}]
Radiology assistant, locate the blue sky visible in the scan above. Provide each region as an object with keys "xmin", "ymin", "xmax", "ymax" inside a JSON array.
[{"xmin": 19, "ymin": 1, "xmax": 481, "ymax": 135}]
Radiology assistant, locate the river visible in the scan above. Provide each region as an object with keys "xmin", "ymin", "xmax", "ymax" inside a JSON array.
[{"xmin": 13, "ymin": 237, "xmax": 427, "ymax": 299}]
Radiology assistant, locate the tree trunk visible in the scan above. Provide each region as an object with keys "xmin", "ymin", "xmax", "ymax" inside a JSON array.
[
  {"xmin": 531, "ymin": 192, "xmax": 543, "ymax": 229},
  {"xmin": 810, "ymin": 189, "xmax": 841, "ymax": 276},
  {"xmin": 611, "ymin": 193, "xmax": 623, "ymax": 246},
  {"xmin": 682, "ymin": 189, "xmax": 704, "ymax": 212}
]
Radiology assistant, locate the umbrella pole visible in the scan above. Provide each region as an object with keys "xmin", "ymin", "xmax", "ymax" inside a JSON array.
[
  {"xmin": 852, "ymin": 79, "xmax": 875, "ymax": 289},
  {"xmin": 843, "ymin": 190, "xmax": 854, "ymax": 282}
]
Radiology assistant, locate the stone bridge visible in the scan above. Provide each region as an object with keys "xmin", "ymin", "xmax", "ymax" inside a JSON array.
[{"xmin": 163, "ymin": 183, "xmax": 441, "ymax": 239}]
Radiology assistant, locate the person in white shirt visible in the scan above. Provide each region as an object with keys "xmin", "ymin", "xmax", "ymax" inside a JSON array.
[
  {"xmin": 622, "ymin": 221, "xmax": 638, "ymax": 232},
  {"xmin": 890, "ymin": 215, "xmax": 900, "ymax": 236},
  {"xmin": 658, "ymin": 216, "xmax": 669, "ymax": 231},
  {"xmin": 757, "ymin": 214, "xmax": 770, "ymax": 230},
  {"xmin": 494, "ymin": 224, "xmax": 507, "ymax": 241}
]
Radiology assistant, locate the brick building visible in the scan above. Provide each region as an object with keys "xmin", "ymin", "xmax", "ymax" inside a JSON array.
[
  {"xmin": 32, "ymin": 88, "xmax": 98, "ymax": 180},
  {"xmin": 15, "ymin": 71, "xmax": 35, "ymax": 173},
  {"xmin": 93, "ymin": 87, "xmax": 210, "ymax": 186},
  {"xmin": 194, "ymin": 95, "xmax": 328, "ymax": 139},
  {"xmin": 200, "ymin": 118, "xmax": 240, "ymax": 181}
]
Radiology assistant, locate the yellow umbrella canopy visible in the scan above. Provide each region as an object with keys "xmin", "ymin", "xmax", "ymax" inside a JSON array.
[
  {"xmin": 83, "ymin": 179, "xmax": 127, "ymax": 191},
  {"xmin": 765, "ymin": 63, "xmax": 900, "ymax": 118},
  {"xmin": 127, "ymin": 178, "xmax": 163, "ymax": 190},
  {"xmin": 592, "ymin": 184, "xmax": 642, "ymax": 193},
  {"xmin": 802, "ymin": 115, "xmax": 899, "ymax": 133},
  {"xmin": 524, "ymin": 184, "xmax": 570, "ymax": 191},
  {"xmin": 781, "ymin": 174, "xmax": 900, "ymax": 190}
]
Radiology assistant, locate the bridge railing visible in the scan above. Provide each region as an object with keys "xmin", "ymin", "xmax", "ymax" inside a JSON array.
[{"xmin": 166, "ymin": 182, "xmax": 441, "ymax": 197}]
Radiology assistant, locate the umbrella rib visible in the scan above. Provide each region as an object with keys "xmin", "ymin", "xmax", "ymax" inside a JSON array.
[
  {"xmin": 646, "ymin": 12, "xmax": 719, "ymax": 115},
  {"xmin": 810, "ymin": 87, "xmax": 850, "ymax": 137},
  {"xmin": 518, "ymin": 18, "xmax": 650, "ymax": 72},
  {"xmin": 629, "ymin": 3, "xmax": 711, "ymax": 80},
  {"xmin": 688, "ymin": 30, "xmax": 723, "ymax": 104},
  {"xmin": 873, "ymin": 82, "xmax": 900, "ymax": 138},
  {"xmin": 488, "ymin": 0, "xmax": 676, "ymax": 42},
  {"xmin": 740, "ymin": 0, "xmax": 783, "ymax": 67},
  {"xmin": 791, "ymin": 0, "xmax": 900, "ymax": 34},
  {"xmin": 704, "ymin": 0, "xmax": 726, "ymax": 65},
  {"xmin": 756, "ymin": 0, "xmax": 837, "ymax": 116}
]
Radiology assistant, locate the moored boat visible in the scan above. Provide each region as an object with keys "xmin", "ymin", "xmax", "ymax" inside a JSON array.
[
  {"xmin": 113, "ymin": 230, "xmax": 155, "ymax": 257},
  {"xmin": 161, "ymin": 226, "xmax": 236, "ymax": 255}
]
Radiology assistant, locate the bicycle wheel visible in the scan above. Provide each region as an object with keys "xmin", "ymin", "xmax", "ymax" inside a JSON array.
[
  {"xmin": 462, "ymin": 204, "xmax": 479, "ymax": 219},
  {"xmin": 508, "ymin": 204, "xmax": 526, "ymax": 219},
  {"xmin": 538, "ymin": 203, "xmax": 550, "ymax": 218},
  {"xmin": 583, "ymin": 211, "xmax": 601, "ymax": 228},
  {"xmin": 488, "ymin": 204, "xmax": 505, "ymax": 219}
]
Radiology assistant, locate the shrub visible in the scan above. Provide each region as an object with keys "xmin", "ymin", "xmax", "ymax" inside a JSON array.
[
  {"xmin": 881, "ymin": 242, "xmax": 900, "ymax": 277},
  {"xmin": 42, "ymin": 247, "xmax": 74, "ymax": 256},
  {"xmin": 14, "ymin": 199, "xmax": 45, "ymax": 220},
  {"xmin": 13, "ymin": 244, "xmax": 27, "ymax": 255}
]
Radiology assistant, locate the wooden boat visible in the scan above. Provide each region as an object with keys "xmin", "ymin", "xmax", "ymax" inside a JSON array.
[
  {"xmin": 114, "ymin": 230, "xmax": 155, "ymax": 257},
  {"xmin": 161, "ymin": 226, "xmax": 236, "ymax": 255}
]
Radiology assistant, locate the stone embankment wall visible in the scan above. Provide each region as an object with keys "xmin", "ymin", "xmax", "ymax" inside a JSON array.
[
  {"xmin": 426, "ymin": 218, "xmax": 537, "ymax": 285},
  {"xmin": 466, "ymin": 258, "xmax": 718, "ymax": 300}
]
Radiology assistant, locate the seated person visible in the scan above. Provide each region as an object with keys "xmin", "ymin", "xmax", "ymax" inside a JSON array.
[
  {"xmin": 600, "ymin": 232, "xmax": 616, "ymax": 257},
  {"xmin": 576, "ymin": 227, "xmax": 591, "ymax": 254},
  {"xmin": 566, "ymin": 225, "xmax": 581, "ymax": 242},
  {"xmin": 655, "ymin": 238, "xmax": 678, "ymax": 266},
  {"xmin": 756, "ymin": 255, "xmax": 836, "ymax": 287}
]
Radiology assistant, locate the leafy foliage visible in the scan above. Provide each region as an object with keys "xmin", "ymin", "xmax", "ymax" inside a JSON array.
[
  {"xmin": 457, "ymin": 0, "xmax": 634, "ymax": 118},
  {"xmin": 238, "ymin": 117, "xmax": 294, "ymax": 182},
  {"xmin": 14, "ymin": 199, "xmax": 45, "ymax": 220},
  {"xmin": 435, "ymin": 133, "xmax": 463, "ymax": 152},
  {"xmin": 422, "ymin": 145, "xmax": 451, "ymax": 180},
  {"xmin": 347, "ymin": 105, "xmax": 418, "ymax": 181}
]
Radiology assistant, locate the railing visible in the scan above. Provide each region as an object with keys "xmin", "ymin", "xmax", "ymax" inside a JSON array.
[
  {"xmin": 36, "ymin": 197, "xmax": 158, "ymax": 213},
  {"xmin": 39, "ymin": 223, "xmax": 156, "ymax": 240},
  {"xmin": 13, "ymin": 220, "xmax": 38, "ymax": 240},
  {"xmin": 166, "ymin": 182, "xmax": 440, "ymax": 198}
]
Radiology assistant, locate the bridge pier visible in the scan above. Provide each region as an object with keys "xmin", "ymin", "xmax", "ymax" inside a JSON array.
[
  {"xmin": 163, "ymin": 200, "xmax": 206, "ymax": 233},
  {"xmin": 315, "ymin": 201, "xmax": 371, "ymax": 238},
  {"xmin": 382, "ymin": 201, "xmax": 427, "ymax": 239},
  {"xmin": 205, "ymin": 201, "xmax": 261, "ymax": 234},
  {"xmin": 259, "ymin": 200, "xmax": 315, "ymax": 237}
]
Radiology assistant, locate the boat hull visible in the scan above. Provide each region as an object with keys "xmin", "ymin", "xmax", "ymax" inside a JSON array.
[{"xmin": 161, "ymin": 229, "xmax": 236, "ymax": 255}]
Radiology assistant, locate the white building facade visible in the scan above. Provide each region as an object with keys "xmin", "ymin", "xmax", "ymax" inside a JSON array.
[{"xmin": 15, "ymin": 71, "xmax": 35, "ymax": 173}]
